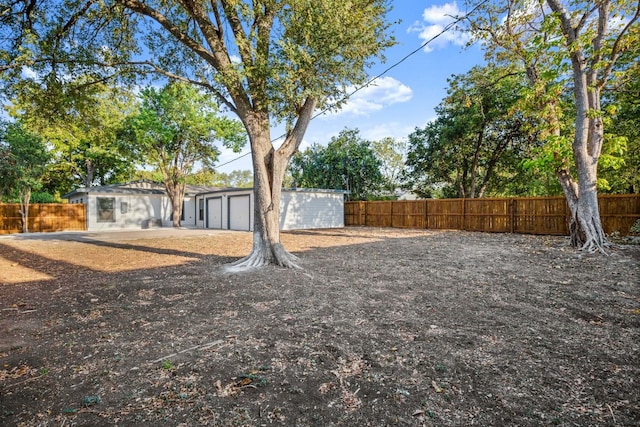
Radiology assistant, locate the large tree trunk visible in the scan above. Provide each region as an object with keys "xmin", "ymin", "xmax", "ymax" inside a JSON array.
[
  {"xmin": 18, "ymin": 187, "xmax": 31, "ymax": 233},
  {"xmin": 171, "ymin": 189, "xmax": 184, "ymax": 228},
  {"xmin": 228, "ymin": 99, "xmax": 316, "ymax": 270},
  {"xmin": 166, "ymin": 180, "xmax": 185, "ymax": 228},
  {"xmin": 546, "ymin": 0, "xmax": 617, "ymax": 253},
  {"xmin": 84, "ymin": 159, "xmax": 96, "ymax": 188},
  {"xmin": 557, "ymin": 166, "xmax": 607, "ymax": 252}
]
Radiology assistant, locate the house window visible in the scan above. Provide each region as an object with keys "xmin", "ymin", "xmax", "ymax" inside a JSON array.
[
  {"xmin": 121, "ymin": 201, "xmax": 129, "ymax": 214},
  {"xmin": 97, "ymin": 197, "xmax": 115, "ymax": 222},
  {"xmin": 199, "ymin": 199, "xmax": 204, "ymax": 221}
]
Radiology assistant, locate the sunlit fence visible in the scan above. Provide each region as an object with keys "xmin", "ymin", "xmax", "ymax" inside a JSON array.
[
  {"xmin": 0, "ymin": 204, "xmax": 87, "ymax": 234},
  {"xmin": 345, "ymin": 195, "xmax": 640, "ymax": 236}
]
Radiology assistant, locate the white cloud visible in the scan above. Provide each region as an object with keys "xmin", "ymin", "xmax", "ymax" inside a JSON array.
[
  {"xmin": 21, "ymin": 66, "xmax": 38, "ymax": 80},
  {"xmin": 324, "ymin": 76, "xmax": 413, "ymax": 118},
  {"xmin": 409, "ymin": 1, "xmax": 469, "ymax": 53},
  {"xmin": 422, "ymin": 2, "xmax": 462, "ymax": 24},
  {"xmin": 360, "ymin": 122, "xmax": 414, "ymax": 142}
]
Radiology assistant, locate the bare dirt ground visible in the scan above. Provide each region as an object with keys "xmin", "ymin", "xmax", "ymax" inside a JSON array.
[{"xmin": 0, "ymin": 227, "xmax": 639, "ymax": 427}]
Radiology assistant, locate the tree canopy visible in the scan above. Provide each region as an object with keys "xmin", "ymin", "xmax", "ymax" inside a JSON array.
[
  {"xmin": 0, "ymin": 120, "xmax": 51, "ymax": 231},
  {"xmin": 289, "ymin": 128, "xmax": 385, "ymax": 201},
  {"xmin": 119, "ymin": 81, "xmax": 246, "ymax": 227},
  {"xmin": 371, "ymin": 137, "xmax": 406, "ymax": 197},
  {"xmin": 404, "ymin": 65, "xmax": 538, "ymax": 198},
  {"xmin": 7, "ymin": 77, "xmax": 138, "ymax": 191}
]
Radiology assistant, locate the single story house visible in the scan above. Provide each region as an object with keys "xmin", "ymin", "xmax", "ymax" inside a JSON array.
[{"xmin": 62, "ymin": 180, "xmax": 347, "ymax": 231}]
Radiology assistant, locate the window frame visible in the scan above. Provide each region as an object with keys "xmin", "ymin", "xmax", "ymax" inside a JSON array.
[{"xmin": 97, "ymin": 197, "xmax": 116, "ymax": 223}]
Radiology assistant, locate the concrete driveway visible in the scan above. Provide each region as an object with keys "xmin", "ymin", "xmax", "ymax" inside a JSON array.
[{"xmin": 0, "ymin": 228, "xmax": 244, "ymax": 242}]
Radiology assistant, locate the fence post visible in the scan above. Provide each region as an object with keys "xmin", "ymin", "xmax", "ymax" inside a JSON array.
[
  {"xmin": 461, "ymin": 198, "xmax": 466, "ymax": 231},
  {"xmin": 33, "ymin": 203, "xmax": 40, "ymax": 232},
  {"xmin": 423, "ymin": 200, "xmax": 428, "ymax": 230},
  {"xmin": 390, "ymin": 201, "xmax": 395, "ymax": 227},
  {"xmin": 510, "ymin": 198, "xmax": 515, "ymax": 234}
]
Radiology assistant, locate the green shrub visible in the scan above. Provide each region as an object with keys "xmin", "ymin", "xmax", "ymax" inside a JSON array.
[
  {"xmin": 631, "ymin": 219, "xmax": 640, "ymax": 234},
  {"xmin": 30, "ymin": 192, "xmax": 60, "ymax": 203}
]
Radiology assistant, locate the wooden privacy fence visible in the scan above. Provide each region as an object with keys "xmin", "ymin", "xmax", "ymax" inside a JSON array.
[
  {"xmin": 0, "ymin": 204, "xmax": 87, "ymax": 234},
  {"xmin": 345, "ymin": 194, "xmax": 640, "ymax": 236}
]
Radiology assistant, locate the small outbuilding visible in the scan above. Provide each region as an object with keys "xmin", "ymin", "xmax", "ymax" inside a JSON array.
[{"xmin": 63, "ymin": 181, "xmax": 347, "ymax": 231}]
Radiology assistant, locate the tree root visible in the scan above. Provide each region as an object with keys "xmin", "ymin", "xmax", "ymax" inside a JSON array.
[
  {"xmin": 224, "ymin": 242, "xmax": 301, "ymax": 272},
  {"xmin": 572, "ymin": 212, "xmax": 609, "ymax": 254}
]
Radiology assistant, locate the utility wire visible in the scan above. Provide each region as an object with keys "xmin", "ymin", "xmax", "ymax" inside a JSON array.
[{"xmin": 215, "ymin": 2, "xmax": 486, "ymax": 169}]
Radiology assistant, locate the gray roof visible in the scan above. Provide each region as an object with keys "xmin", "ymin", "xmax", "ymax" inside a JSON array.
[
  {"xmin": 62, "ymin": 186, "xmax": 165, "ymax": 199},
  {"xmin": 63, "ymin": 180, "xmax": 348, "ymax": 199},
  {"xmin": 194, "ymin": 187, "xmax": 350, "ymax": 196},
  {"xmin": 62, "ymin": 181, "xmax": 222, "ymax": 199}
]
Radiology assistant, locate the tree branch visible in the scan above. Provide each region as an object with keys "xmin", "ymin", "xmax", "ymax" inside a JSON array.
[
  {"xmin": 220, "ymin": 0, "xmax": 251, "ymax": 66},
  {"xmin": 575, "ymin": 4, "xmax": 598, "ymax": 34},
  {"xmin": 59, "ymin": 0, "xmax": 96, "ymax": 37},
  {"xmin": 278, "ymin": 96, "xmax": 317, "ymax": 158},
  {"xmin": 118, "ymin": 0, "xmax": 219, "ymax": 66},
  {"xmin": 597, "ymin": 0, "xmax": 640, "ymax": 89},
  {"xmin": 103, "ymin": 58, "xmax": 238, "ymax": 114}
]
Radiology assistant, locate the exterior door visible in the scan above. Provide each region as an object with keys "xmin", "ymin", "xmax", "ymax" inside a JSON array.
[
  {"xmin": 207, "ymin": 197, "xmax": 222, "ymax": 229},
  {"xmin": 228, "ymin": 194, "xmax": 251, "ymax": 231}
]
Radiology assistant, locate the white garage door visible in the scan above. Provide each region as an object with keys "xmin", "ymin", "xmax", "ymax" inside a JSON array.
[
  {"xmin": 207, "ymin": 197, "xmax": 222, "ymax": 229},
  {"xmin": 229, "ymin": 195, "xmax": 251, "ymax": 231}
]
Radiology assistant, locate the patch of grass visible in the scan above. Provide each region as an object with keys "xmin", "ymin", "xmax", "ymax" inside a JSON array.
[
  {"xmin": 237, "ymin": 366, "xmax": 270, "ymax": 387},
  {"xmin": 238, "ymin": 373, "xmax": 267, "ymax": 387},
  {"xmin": 81, "ymin": 395, "xmax": 101, "ymax": 407},
  {"xmin": 161, "ymin": 360, "xmax": 174, "ymax": 371}
]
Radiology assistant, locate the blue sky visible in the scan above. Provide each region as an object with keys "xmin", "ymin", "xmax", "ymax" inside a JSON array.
[{"xmin": 216, "ymin": 1, "xmax": 486, "ymax": 173}]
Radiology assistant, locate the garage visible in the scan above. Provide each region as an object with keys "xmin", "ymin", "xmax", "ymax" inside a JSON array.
[
  {"xmin": 207, "ymin": 197, "xmax": 222, "ymax": 229},
  {"xmin": 228, "ymin": 194, "xmax": 251, "ymax": 231},
  {"xmin": 195, "ymin": 188, "xmax": 347, "ymax": 231}
]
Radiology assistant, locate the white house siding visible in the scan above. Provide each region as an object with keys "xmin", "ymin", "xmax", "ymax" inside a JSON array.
[
  {"xmin": 68, "ymin": 193, "xmax": 200, "ymax": 230},
  {"xmin": 280, "ymin": 191, "xmax": 345, "ymax": 230},
  {"xmin": 180, "ymin": 196, "xmax": 197, "ymax": 227},
  {"xmin": 84, "ymin": 193, "xmax": 165, "ymax": 231}
]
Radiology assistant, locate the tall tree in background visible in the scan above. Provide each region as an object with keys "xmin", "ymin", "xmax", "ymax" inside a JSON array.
[
  {"xmin": 601, "ymin": 58, "xmax": 640, "ymax": 194},
  {"xmin": 120, "ymin": 82, "xmax": 246, "ymax": 228},
  {"xmin": 372, "ymin": 137, "xmax": 406, "ymax": 197},
  {"xmin": 0, "ymin": 121, "xmax": 51, "ymax": 232},
  {"xmin": 404, "ymin": 65, "xmax": 534, "ymax": 198},
  {"xmin": 289, "ymin": 129, "xmax": 385, "ymax": 201},
  {"xmin": 465, "ymin": 0, "xmax": 640, "ymax": 251},
  {"xmin": 0, "ymin": 138, "xmax": 14, "ymax": 202},
  {"xmin": 188, "ymin": 169, "xmax": 254, "ymax": 188},
  {"xmin": 8, "ymin": 78, "xmax": 138, "ymax": 192},
  {"xmin": 0, "ymin": 0, "xmax": 394, "ymax": 267}
]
